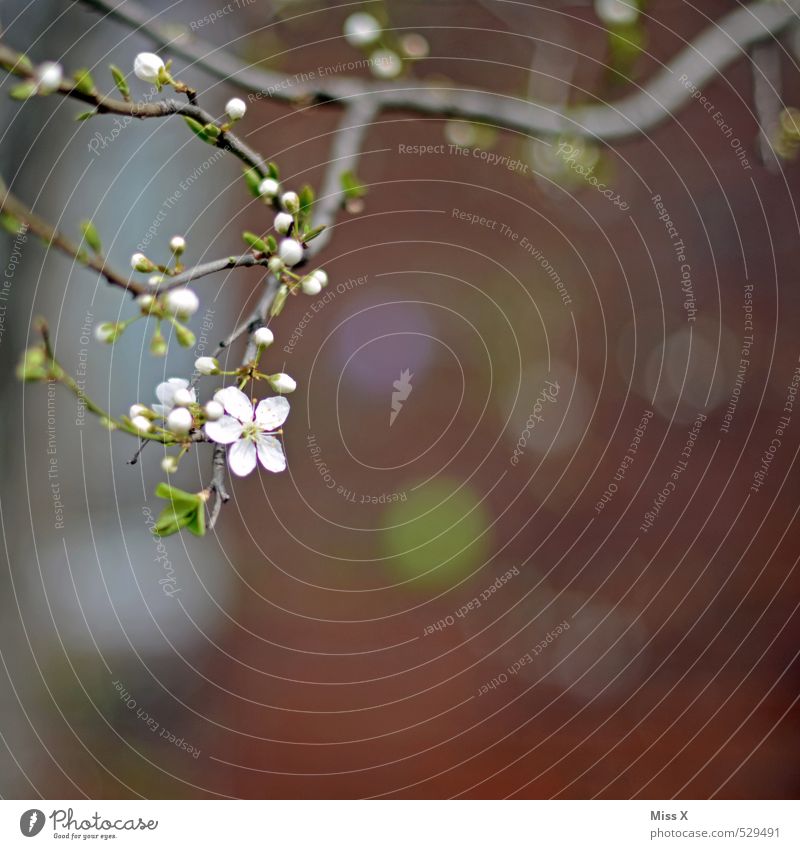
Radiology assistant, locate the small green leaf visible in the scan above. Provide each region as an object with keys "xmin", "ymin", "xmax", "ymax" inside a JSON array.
[
  {"xmin": 302, "ymin": 224, "xmax": 326, "ymax": 242},
  {"xmin": 0, "ymin": 212, "xmax": 23, "ymax": 234},
  {"xmin": 76, "ymin": 109, "xmax": 95, "ymax": 121},
  {"xmin": 183, "ymin": 115, "xmax": 211, "ymax": 141},
  {"xmin": 298, "ymin": 185, "xmax": 315, "ymax": 215},
  {"xmin": 1, "ymin": 53, "xmax": 33, "ymax": 75},
  {"xmin": 340, "ymin": 169, "xmax": 367, "ymax": 200},
  {"xmin": 109, "ymin": 64, "xmax": 130, "ymax": 99},
  {"xmin": 9, "ymin": 82, "xmax": 37, "ymax": 100},
  {"xmin": 203, "ymin": 123, "xmax": 220, "ymax": 139},
  {"xmin": 269, "ymin": 284, "xmax": 289, "ymax": 318},
  {"xmin": 73, "ymin": 68, "xmax": 96, "ymax": 96},
  {"xmin": 171, "ymin": 320, "xmax": 196, "ymax": 348},
  {"xmin": 80, "ymin": 220, "xmax": 102, "ymax": 254},
  {"xmin": 155, "ymin": 483, "xmax": 203, "ymax": 510},
  {"xmin": 242, "ymin": 167, "xmax": 262, "ymax": 198},
  {"xmin": 265, "ymin": 235, "xmax": 277, "ymax": 253},
  {"xmin": 153, "ymin": 484, "xmax": 206, "ymax": 537},
  {"xmin": 242, "ymin": 231, "xmax": 269, "ymax": 253},
  {"xmin": 267, "ymin": 161, "xmax": 280, "ymax": 180},
  {"xmin": 16, "ymin": 346, "xmax": 48, "ymax": 382}
]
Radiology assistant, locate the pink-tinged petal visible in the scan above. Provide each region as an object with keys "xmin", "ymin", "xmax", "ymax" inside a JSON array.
[
  {"xmin": 204, "ymin": 415, "xmax": 243, "ymax": 444},
  {"xmin": 256, "ymin": 433, "xmax": 286, "ymax": 473},
  {"xmin": 216, "ymin": 386, "xmax": 254, "ymax": 423},
  {"xmin": 255, "ymin": 396, "xmax": 290, "ymax": 431},
  {"xmin": 228, "ymin": 438, "xmax": 257, "ymax": 476}
]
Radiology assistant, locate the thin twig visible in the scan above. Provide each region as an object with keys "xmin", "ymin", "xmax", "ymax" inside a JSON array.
[{"xmin": 79, "ymin": 0, "xmax": 800, "ymax": 142}]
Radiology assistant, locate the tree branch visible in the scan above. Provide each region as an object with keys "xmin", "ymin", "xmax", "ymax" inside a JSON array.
[{"xmin": 79, "ymin": 0, "xmax": 799, "ymax": 142}]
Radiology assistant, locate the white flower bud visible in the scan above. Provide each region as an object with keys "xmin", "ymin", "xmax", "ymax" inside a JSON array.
[
  {"xmin": 133, "ymin": 52, "xmax": 165, "ymax": 84},
  {"xmin": 165, "ymin": 288, "xmax": 200, "ymax": 318},
  {"xmin": 130, "ymin": 252, "xmax": 152, "ymax": 272},
  {"xmin": 311, "ymin": 269, "xmax": 328, "ymax": 287},
  {"xmin": 225, "ymin": 97, "xmax": 247, "ymax": 120},
  {"xmin": 35, "ymin": 62, "xmax": 63, "ymax": 94},
  {"xmin": 281, "ymin": 191, "xmax": 300, "ymax": 213},
  {"xmin": 301, "ymin": 275, "xmax": 322, "ymax": 296},
  {"xmin": 166, "ymin": 406, "xmax": 193, "ymax": 435},
  {"xmin": 258, "ymin": 178, "xmax": 280, "ymax": 198},
  {"xmin": 169, "ymin": 235, "xmax": 186, "ymax": 254},
  {"xmin": 278, "ymin": 238, "xmax": 303, "ymax": 267},
  {"xmin": 161, "ymin": 455, "xmax": 179, "ymax": 473},
  {"xmin": 131, "ymin": 415, "xmax": 152, "ymax": 434},
  {"xmin": 204, "ymin": 400, "xmax": 224, "ymax": 421},
  {"xmin": 172, "ymin": 387, "xmax": 194, "ymax": 407},
  {"xmin": 268, "ymin": 256, "xmax": 283, "ymax": 274},
  {"xmin": 274, "ymin": 212, "xmax": 293, "ymax": 235},
  {"xmin": 371, "ymin": 49, "xmax": 403, "ymax": 79},
  {"xmin": 136, "ymin": 294, "xmax": 155, "ymax": 310},
  {"xmin": 147, "ymin": 274, "xmax": 164, "ymax": 288},
  {"xmin": 594, "ymin": 0, "xmax": 639, "ymax": 26},
  {"xmin": 268, "ymin": 373, "xmax": 297, "ymax": 394},
  {"xmin": 194, "ymin": 356, "xmax": 219, "ymax": 375},
  {"xmin": 254, "ymin": 327, "xmax": 274, "ymax": 347},
  {"xmin": 344, "ymin": 13, "xmax": 381, "ymax": 47},
  {"xmin": 94, "ymin": 322, "xmax": 118, "ymax": 343},
  {"xmin": 129, "ymin": 403, "xmax": 149, "ymax": 419}
]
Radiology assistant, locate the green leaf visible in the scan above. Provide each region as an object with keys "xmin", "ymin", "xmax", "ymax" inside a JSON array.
[
  {"xmin": 16, "ymin": 346, "xmax": 48, "ymax": 382},
  {"xmin": 203, "ymin": 123, "xmax": 220, "ymax": 139},
  {"xmin": 9, "ymin": 82, "xmax": 37, "ymax": 100},
  {"xmin": 1, "ymin": 53, "xmax": 33, "ymax": 75},
  {"xmin": 340, "ymin": 170, "xmax": 367, "ymax": 200},
  {"xmin": 171, "ymin": 320, "xmax": 196, "ymax": 348},
  {"xmin": 242, "ymin": 231, "xmax": 269, "ymax": 253},
  {"xmin": 298, "ymin": 184, "xmax": 315, "ymax": 216},
  {"xmin": 302, "ymin": 224, "xmax": 326, "ymax": 243},
  {"xmin": 183, "ymin": 115, "xmax": 212, "ymax": 142},
  {"xmin": 80, "ymin": 220, "xmax": 102, "ymax": 254},
  {"xmin": 242, "ymin": 167, "xmax": 262, "ymax": 198},
  {"xmin": 267, "ymin": 161, "xmax": 280, "ymax": 180},
  {"xmin": 0, "ymin": 212, "xmax": 23, "ymax": 234},
  {"xmin": 109, "ymin": 64, "xmax": 130, "ymax": 99},
  {"xmin": 155, "ymin": 483, "xmax": 202, "ymax": 510},
  {"xmin": 265, "ymin": 235, "xmax": 277, "ymax": 253},
  {"xmin": 76, "ymin": 109, "xmax": 95, "ymax": 121},
  {"xmin": 72, "ymin": 68, "xmax": 96, "ymax": 96}
]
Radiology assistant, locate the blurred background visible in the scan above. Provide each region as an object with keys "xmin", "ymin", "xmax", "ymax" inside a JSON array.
[{"xmin": 1, "ymin": 0, "xmax": 800, "ymax": 799}]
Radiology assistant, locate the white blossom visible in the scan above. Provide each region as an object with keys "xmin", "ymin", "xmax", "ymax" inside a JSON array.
[
  {"xmin": 225, "ymin": 97, "xmax": 247, "ymax": 120},
  {"xmin": 204, "ymin": 386, "xmax": 288, "ymax": 476},
  {"xmin": 161, "ymin": 455, "xmax": 179, "ymax": 473},
  {"xmin": 278, "ymin": 238, "xmax": 303, "ymax": 267},
  {"xmin": 301, "ymin": 275, "xmax": 322, "ymax": 296},
  {"xmin": 344, "ymin": 13, "xmax": 381, "ymax": 47},
  {"xmin": 147, "ymin": 274, "xmax": 164, "ymax": 287},
  {"xmin": 35, "ymin": 62, "xmax": 63, "ymax": 94},
  {"xmin": 164, "ymin": 287, "xmax": 199, "ymax": 318},
  {"xmin": 131, "ymin": 415, "xmax": 152, "ymax": 434},
  {"xmin": 268, "ymin": 256, "xmax": 283, "ymax": 274},
  {"xmin": 134, "ymin": 52, "xmax": 165, "ymax": 84},
  {"xmin": 258, "ymin": 178, "xmax": 280, "ymax": 198},
  {"xmin": 166, "ymin": 407, "xmax": 193, "ymax": 435},
  {"xmin": 372, "ymin": 49, "xmax": 403, "ymax": 79},
  {"xmin": 169, "ymin": 235, "xmax": 186, "ymax": 254},
  {"xmin": 130, "ymin": 252, "xmax": 151, "ymax": 272},
  {"xmin": 253, "ymin": 327, "xmax": 274, "ymax": 347},
  {"xmin": 594, "ymin": 0, "xmax": 639, "ymax": 26},
  {"xmin": 281, "ymin": 191, "xmax": 300, "ymax": 213},
  {"xmin": 153, "ymin": 378, "xmax": 196, "ymax": 417},
  {"xmin": 274, "ymin": 212, "xmax": 293, "ymax": 234},
  {"xmin": 172, "ymin": 387, "xmax": 194, "ymax": 407},
  {"xmin": 311, "ymin": 269, "xmax": 328, "ymax": 287},
  {"xmin": 268, "ymin": 373, "xmax": 296, "ymax": 394},
  {"xmin": 204, "ymin": 400, "xmax": 224, "ymax": 421},
  {"xmin": 195, "ymin": 356, "xmax": 219, "ymax": 375},
  {"xmin": 94, "ymin": 322, "xmax": 118, "ymax": 343},
  {"xmin": 129, "ymin": 403, "xmax": 149, "ymax": 418}
]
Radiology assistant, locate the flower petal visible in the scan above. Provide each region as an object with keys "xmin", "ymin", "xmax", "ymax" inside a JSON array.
[
  {"xmin": 216, "ymin": 386, "xmax": 254, "ymax": 423},
  {"xmin": 228, "ymin": 438, "xmax": 257, "ymax": 476},
  {"xmin": 152, "ymin": 403, "xmax": 167, "ymax": 417},
  {"xmin": 255, "ymin": 396, "xmax": 290, "ymax": 431},
  {"xmin": 204, "ymin": 415, "xmax": 243, "ymax": 444},
  {"xmin": 256, "ymin": 433, "xmax": 286, "ymax": 473}
]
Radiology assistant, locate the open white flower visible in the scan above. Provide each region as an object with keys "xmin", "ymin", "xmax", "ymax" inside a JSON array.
[
  {"xmin": 153, "ymin": 378, "xmax": 196, "ymax": 417},
  {"xmin": 204, "ymin": 386, "xmax": 288, "ymax": 476}
]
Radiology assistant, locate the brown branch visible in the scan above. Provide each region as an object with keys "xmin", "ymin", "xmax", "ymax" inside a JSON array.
[{"xmin": 79, "ymin": 0, "xmax": 800, "ymax": 142}]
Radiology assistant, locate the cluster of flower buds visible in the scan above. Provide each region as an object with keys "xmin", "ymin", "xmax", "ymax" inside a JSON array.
[{"xmin": 342, "ymin": 12, "xmax": 429, "ymax": 80}]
